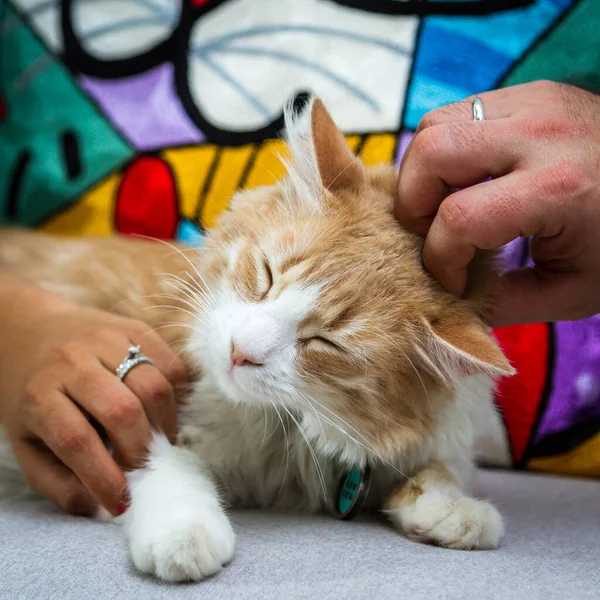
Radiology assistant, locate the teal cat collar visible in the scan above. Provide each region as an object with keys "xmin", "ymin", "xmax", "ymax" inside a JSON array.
[{"xmin": 334, "ymin": 465, "xmax": 371, "ymax": 520}]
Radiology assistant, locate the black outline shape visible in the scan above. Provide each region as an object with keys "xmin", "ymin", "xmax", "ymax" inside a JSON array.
[
  {"xmin": 353, "ymin": 134, "xmax": 367, "ymax": 158},
  {"xmin": 63, "ymin": 0, "xmax": 181, "ymax": 79},
  {"xmin": 332, "ymin": 0, "xmax": 535, "ymax": 16},
  {"xmin": 60, "ymin": 129, "xmax": 82, "ymax": 180},
  {"xmin": 61, "ymin": 0, "xmax": 233, "ymax": 79},
  {"xmin": 235, "ymin": 143, "xmax": 260, "ymax": 190},
  {"xmin": 175, "ymin": 20, "xmax": 304, "ymax": 148},
  {"xmin": 194, "ymin": 146, "xmax": 223, "ymax": 227},
  {"xmin": 528, "ymin": 416, "xmax": 600, "ymax": 459},
  {"xmin": 6, "ymin": 150, "xmax": 32, "ymax": 220}
]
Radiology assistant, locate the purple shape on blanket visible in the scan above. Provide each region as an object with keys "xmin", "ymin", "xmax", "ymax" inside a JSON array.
[
  {"xmin": 79, "ymin": 63, "xmax": 204, "ymax": 150},
  {"xmin": 396, "ymin": 130, "xmax": 414, "ymax": 165},
  {"xmin": 534, "ymin": 316, "xmax": 600, "ymax": 443}
]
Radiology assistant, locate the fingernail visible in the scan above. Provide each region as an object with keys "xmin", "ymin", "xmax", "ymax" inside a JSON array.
[{"xmin": 116, "ymin": 497, "xmax": 130, "ymax": 516}]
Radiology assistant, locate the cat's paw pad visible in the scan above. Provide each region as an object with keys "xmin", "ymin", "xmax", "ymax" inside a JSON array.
[
  {"xmin": 129, "ymin": 510, "xmax": 235, "ymax": 582},
  {"xmin": 400, "ymin": 492, "xmax": 503, "ymax": 550}
]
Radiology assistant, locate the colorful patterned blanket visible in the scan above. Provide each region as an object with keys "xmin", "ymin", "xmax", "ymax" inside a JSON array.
[{"xmin": 1, "ymin": 0, "xmax": 599, "ymax": 477}]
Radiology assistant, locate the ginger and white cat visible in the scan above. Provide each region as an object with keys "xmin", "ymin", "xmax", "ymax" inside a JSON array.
[{"xmin": 0, "ymin": 99, "xmax": 514, "ymax": 581}]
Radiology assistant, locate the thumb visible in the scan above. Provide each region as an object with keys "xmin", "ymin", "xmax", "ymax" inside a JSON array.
[{"xmin": 490, "ymin": 267, "xmax": 587, "ymax": 327}]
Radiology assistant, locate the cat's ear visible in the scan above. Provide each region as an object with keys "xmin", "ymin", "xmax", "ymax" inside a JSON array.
[
  {"xmin": 310, "ymin": 98, "xmax": 365, "ymax": 192},
  {"xmin": 420, "ymin": 313, "xmax": 514, "ymax": 383}
]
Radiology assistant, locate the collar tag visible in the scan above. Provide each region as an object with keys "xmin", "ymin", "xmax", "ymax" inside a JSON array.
[{"xmin": 334, "ymin": 465, "xmax": 371, "ymax": 520}]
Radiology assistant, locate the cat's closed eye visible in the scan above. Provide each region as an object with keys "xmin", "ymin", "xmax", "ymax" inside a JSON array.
[
  {"xmin": 258, "ymin": 258, "xmax": 274, "ymax": 299},
  {"xmin": 299, "ymin": 336, "xmax": 346, "ymax": 353}
]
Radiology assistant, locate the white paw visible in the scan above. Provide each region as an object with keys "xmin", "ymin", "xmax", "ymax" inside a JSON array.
[
  {"xmin": 128, "ymin": 508, "xmax": 236, "ymax": 582},
  {"xmin": 398, "ymin": 492, "xmax": 504, "ymax": 550}
]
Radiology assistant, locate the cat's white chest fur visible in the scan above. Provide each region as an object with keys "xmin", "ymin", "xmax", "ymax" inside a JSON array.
[{"xmin": 176, "ymin": 379, "xmax": 336, "ymax": 512}]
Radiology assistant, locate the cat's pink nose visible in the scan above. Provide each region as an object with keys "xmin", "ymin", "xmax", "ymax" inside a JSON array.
[{"xmin": 231, "ymin": 343, "xmax": 262, "ymax": 367}]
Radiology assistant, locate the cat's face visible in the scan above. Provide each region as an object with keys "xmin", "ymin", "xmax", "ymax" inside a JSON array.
[{"xmin": 188, "ymin": 100, "xmax": 513, "ymax": 463}]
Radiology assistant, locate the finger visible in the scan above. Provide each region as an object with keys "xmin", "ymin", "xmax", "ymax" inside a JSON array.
[
  {"xmin": 490, "ymin": 268, "xmax": 591, "ymax": 327},
  {"xmin": 66, "ymin": 361, "xmax": 152, "ymax": 468},
  {"xmin": 12, "ymin": 437, "xmax": 96, "ymax": 516},
  {"xmin": 118, "ymin": 363, "xmax": 177, "ymax": 443},
  {"xmin": 415, "ymin": 94, "xmax": 510, "ymax": 135},
  {"xmin": 397, "ymin": 119, "xmax": 526, "ymax": 235},
  {"xmin": 422, "ymin": 171, "xmax": 560, "ymax": 295},
  {"xmin": 414, "ymin": 82, "xmax": 561, "ymax": 133},
  {"xmin": 130, "ymin": 328, "xmax": 188, "ymax": 389},
  {"xmin": 34, "ymin": 391, "xmax": 127, "ymax": 516}
]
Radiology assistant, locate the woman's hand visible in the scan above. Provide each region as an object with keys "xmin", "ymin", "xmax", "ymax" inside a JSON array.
[
  {"xmin": 0, "ymin": 274, "xmax": 187, "ymax": 516},
  {"xmin": 395, "ymin": 81, "xmax": 600, "ymax": 326}
]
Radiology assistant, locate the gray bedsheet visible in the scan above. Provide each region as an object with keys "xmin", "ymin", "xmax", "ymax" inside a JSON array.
[{"xmin": 1, "ymin": 470, "xmax": 599, "ymax": 600}]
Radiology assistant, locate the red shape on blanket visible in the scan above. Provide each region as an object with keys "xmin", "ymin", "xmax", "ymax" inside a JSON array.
[
  {"xmin": 115, "ymin": 156, "xmax": 179, "ymax": 239},
  {"xmin": 191, "ymin": 0, "xmax": 212, "ymax": 6},
  {"xmin": 0, "ymin": 96, "xmax": 7, "ymax": 121},
  {"xmin": 493, "ymin": 323, "xmax": 551, "ymax": 465}
]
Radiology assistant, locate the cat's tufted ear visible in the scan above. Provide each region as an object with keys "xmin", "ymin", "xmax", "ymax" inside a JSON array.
[
  {"xmin": 420, "ymin": 313, "xmax": 514, "ymax": 384},
  {"xmin": 310, "ymin": 99, "xmax": 365, "ymax": 193}
]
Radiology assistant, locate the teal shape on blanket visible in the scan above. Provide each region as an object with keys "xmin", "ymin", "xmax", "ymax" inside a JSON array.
[
  {"xmin": 0, "ymin": 4, "xmax": 133, "ymax": 226},
  {"xmin": 502, "ymin": 0, "xmax": 600, "ymax": 94}
]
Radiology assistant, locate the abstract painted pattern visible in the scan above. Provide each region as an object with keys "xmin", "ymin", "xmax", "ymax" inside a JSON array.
[{"xmin": 1, "ymin": 0, "xmax": 599, "ymax": 477}]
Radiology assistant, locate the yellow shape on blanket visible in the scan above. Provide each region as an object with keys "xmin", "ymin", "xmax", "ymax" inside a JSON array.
[
  {"xmin": 345, "ymin": 135, "xmax": 362, "ymax": 154},
  {"xmin": 359, "ymin": 133, "xmax": 396, "ymax": 166},
  {"xmin": 163, "ymin": 146, "xmax": 217, "ymax": 221},
  {"xmin": 243, "ymin": 139, "xmax": 289, "ymax": 190},
  {"xmin": 201, "ymin": 144, "xmax": 255, "ymax": 229},
  {"xmin": 528, "ymin": 432, "xmax": 600, "ymax": 478},
  {"xmin": 40, "ymin": 173, "xmax": 121, "ymax": 237},
  {"xmin": 36, "ymin": 133, "xmax": 400, "ymax": 240},
  {"xmin": 241, "ymin": 135, "xmax": 363, "ymax": 192}
]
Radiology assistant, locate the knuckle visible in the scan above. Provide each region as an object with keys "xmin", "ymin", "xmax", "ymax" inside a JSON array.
[
  {"xmin": 62, "ymin": 488, "xmax": 93, "ymax": 516},
  {"xmin": 522, "ymin": 116, "xmax": 580, "ymax": 140},
  {"xmin": 412, "ymin": 126, "xmax": 450, "ymax": 160},
  {"xmin": 89, "ymin": 327, "xmax": 120, "ymax": 347},
  {"xmin": 168, "ymin": 357, "xmax": 188, "ymax": 386},
  {"xmin": 542, "ymin": 160, "xmax": 589, "ymax": 198},
  {"xmin": 105, "ymin": 395, "xmax": 143, "ymax": 428},
  {"xmin": 56, "ymin": 428, "xmax": 89, "ymax": 455},
  {"xmin": 417, "ymin": 109, "xmax": 440, "ymax": 131},
  {"xmin": 125, "ymin": 319, "xmax": 150, "ymax": 339},
  {"xmin": 418, "ymin": 102, "xmax": 465, "ymax": 132},
  {"xmin": 58, "ymin": 341, "xmax": 85, "ymax": 367},
  {"xmin": 22, "ymin": 378, "xmax": 45, "ymax": 409},
  {"xmin": 534, "ymin": 79, "xmax": 563, "ymax": 98},
  {"xmin": 139, "ymin": 375, "xmax": 172, "ymax": 408},
  {"xmin": 437, "ymin": 198, "xmax": 471, "ymax": 238}
]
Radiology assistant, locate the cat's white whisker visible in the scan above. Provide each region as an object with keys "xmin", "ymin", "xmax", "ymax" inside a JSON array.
[{"xmin": 281, "ymin": 404, "xmax": 328, "ymax": 501}]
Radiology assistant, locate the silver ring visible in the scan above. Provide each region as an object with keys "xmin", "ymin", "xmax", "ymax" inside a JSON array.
[
  {"xmin": 472, "ymin": 97, "xmax": 484, "ymax": 121},
  {"xmin": 116, "ymin": 344, "xmax": 153, "ymax": 381}
]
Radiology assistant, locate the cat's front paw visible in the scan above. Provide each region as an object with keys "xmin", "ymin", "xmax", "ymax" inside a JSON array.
[
  {"xmin": 128, "ymin": 508, "xmax": 235, "ymax": 582},
  {"xmin": 398, "ymin": 492, "xmax": 503, "ymax": 550}
]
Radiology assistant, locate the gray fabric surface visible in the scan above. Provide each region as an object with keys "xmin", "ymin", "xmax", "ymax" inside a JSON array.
[{"xmin": 1, "ymin": 470, "xmax": 599, "ymax": 600}]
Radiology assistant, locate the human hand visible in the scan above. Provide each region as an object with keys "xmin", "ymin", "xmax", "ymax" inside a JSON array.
[
  {"xmin": 395, "ymin": 81, "xmax": 600, "ymax": 326},
  {"xmin": 0, "ymin": 281, "xmax": 187, "ymax": 516}
]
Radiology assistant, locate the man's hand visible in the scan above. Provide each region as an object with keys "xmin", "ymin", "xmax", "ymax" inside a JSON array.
[{"xmin": 396, "ymin": 81, "xmax": 600, "ymax": 326}]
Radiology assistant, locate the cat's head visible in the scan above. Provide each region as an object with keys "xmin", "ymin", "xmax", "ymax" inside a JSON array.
[{"xmin": 188, "ymin": 99, "xmax": 513, "ymax": 464}]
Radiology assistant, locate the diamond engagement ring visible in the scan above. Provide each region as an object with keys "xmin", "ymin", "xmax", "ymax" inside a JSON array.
[
  {"xmin": 472, "ymin": 97, "xmax": 484, "ymax": 121},
  {"xmin": 116, "ymin": 344, "xmax": 153, "ymax": 381}
]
